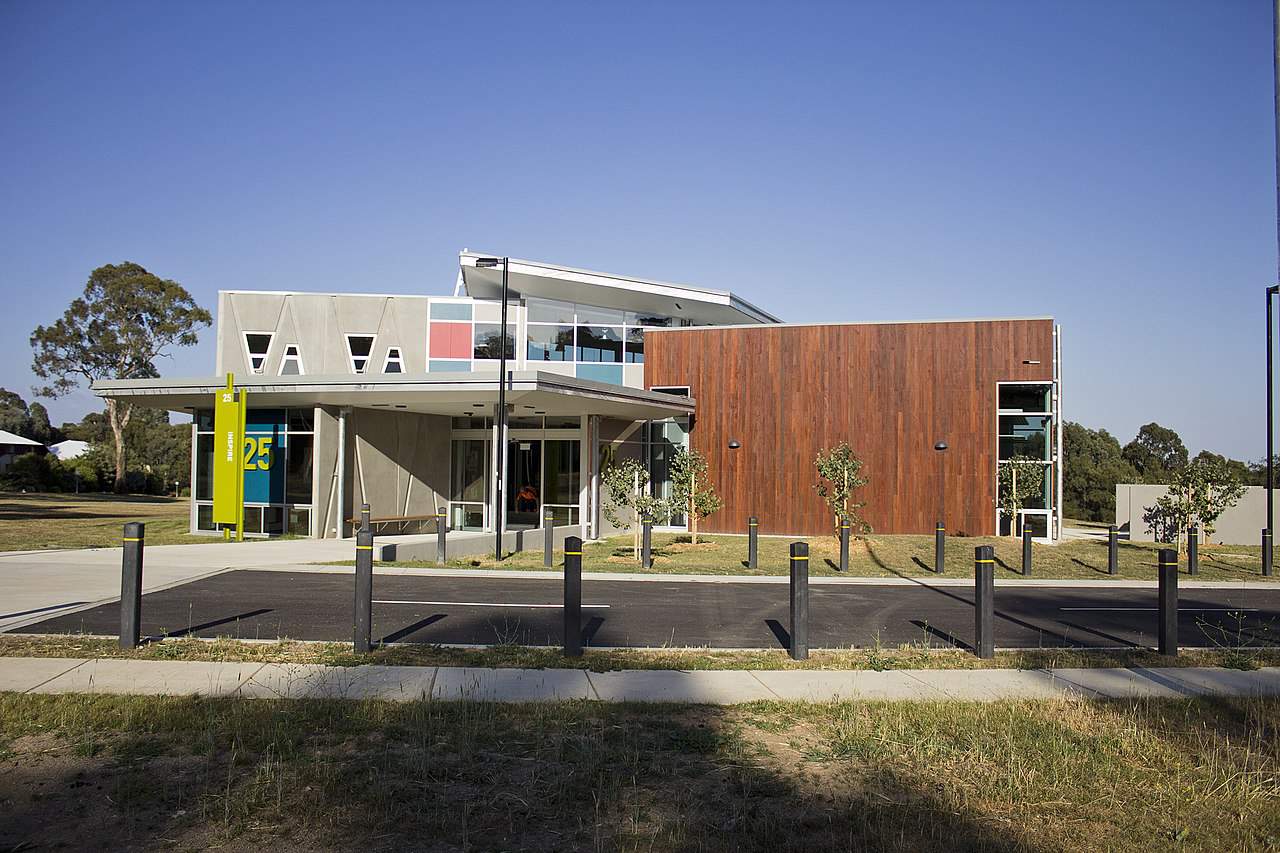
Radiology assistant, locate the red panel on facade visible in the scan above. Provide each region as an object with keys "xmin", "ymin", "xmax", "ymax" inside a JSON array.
[{"xmin": 429, "ymin": 322, "xmax": 471, "ymax": 358}]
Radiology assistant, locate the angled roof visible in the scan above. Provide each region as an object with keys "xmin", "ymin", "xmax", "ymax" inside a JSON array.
[
  {"xmin": 458, "ymin": 251, "xmax": 781, "ymax": 326},
  {"xmin": 0, "ymin": 430, "xmax": 42, "ymax": 447}
]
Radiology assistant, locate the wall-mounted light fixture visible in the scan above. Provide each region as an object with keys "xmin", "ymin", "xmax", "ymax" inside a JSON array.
[
  {"xmin": 728, "ymin": 439, "xmax": 741, "ymax": 449},
  {"xmin": 1022, "ymin": 359, "xmax": 1041, "ymax": 365}
]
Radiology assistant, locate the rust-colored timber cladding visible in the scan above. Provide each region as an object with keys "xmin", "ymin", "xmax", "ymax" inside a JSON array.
[{"xmin": 644, "ymin": 319, "xmax": 1055, "ymax": 537}]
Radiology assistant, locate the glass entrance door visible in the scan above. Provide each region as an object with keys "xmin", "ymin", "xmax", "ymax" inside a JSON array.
[{"xmin": 506, "ymin": 440, "xmax": 542, "ymax": 528}]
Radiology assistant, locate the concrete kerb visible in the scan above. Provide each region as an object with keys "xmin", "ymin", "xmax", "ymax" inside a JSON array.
[{"xmin": 4, "ymin": 658, "xmax": 1280, "ymax": 704}]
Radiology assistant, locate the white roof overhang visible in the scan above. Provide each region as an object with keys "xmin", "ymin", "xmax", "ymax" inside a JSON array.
[
  {"xmin": 92, "ymin": 371, "xmax": 695, "ymax": 421},
  {"xmin": 459, "ymin": 251, "xmax": 779, "ymax": 325}
]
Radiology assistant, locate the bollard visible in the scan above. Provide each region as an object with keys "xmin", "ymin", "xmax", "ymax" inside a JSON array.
[
  {"xmin": 838, "ymin": 521, "xmax": 850, "ymax": 572},
  {"xmin": 1021, "ymin": 524, "xmax": 1032, "ymax": 576},
  {"xmin": 1187, "ymin": 526, "xmax": 1199, "ymax": 576},
  {"xmin": 789, "ymin": 541, "xmax": 809, "ymax": 660},
  {"xmin": 360, "ymin": 502, "xmax": 370, "ymax": 532},
  {"xmin": 641, "ymin": 520, "xmax": 653, "ymax": 569},
  {"xmin": 1265, "ymin": 529, "xmax": 1273, "ymax": 577},
  {"xmin": 119, "ymin": 522, "xmax": 145, "ymax": 649},
  {"xmin": 747, "ymin": 515, "xmax": 758, "ymax": 570},
  {"xmin": 935, "ymin": 521, "xmax": 945, "ymax": 574},
  {"xmin": 354, "ymin": 525, "xmax": 374, "ymax": 653},
  {"xmin": 974, "ymin": 545, "xmax": 994, "ymax": 659},
  {"xmin": 543, "ymin": 507, "xmax": 554, "ymax": 568},
  {"xmin": 1108, "ymin": 525, "xmax": 1118, "ymax": 575},
  {"xmin": 437, "ymin": 507, "xmax": 448, "ymax": 567},
  {"xmin": 563, "ymin": 535, "xmax": 583, "ymax": 657},
  {"xmin": 1158, "ymin": 548, "xmax": 1178, "ymax": 656}
]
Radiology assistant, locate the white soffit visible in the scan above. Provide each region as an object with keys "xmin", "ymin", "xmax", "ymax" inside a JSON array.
[{"xmin": 459, "ymin": 251, "xmax": 779, "ymax": 325}]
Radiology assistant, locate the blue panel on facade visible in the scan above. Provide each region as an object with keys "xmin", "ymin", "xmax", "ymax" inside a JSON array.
[
  {"xmin": 243, "ymin": 410, "xmax": 286, "ymax": 504},
  {"xmin": 576, "ymin": 364, "xmax": 624, "ymax": 385},
  {"xmin": 430, "ymin": 302, "xmax": 473, "ymax": 321},
  {"xmin": 429, "ymin": 360, "xmax": 472, "ymax": 373}
]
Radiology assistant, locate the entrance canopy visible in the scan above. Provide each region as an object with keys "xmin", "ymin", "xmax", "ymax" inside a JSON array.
[{"xmin": 92, "ymin": 370, "xmax": 696, "ymax": 420}]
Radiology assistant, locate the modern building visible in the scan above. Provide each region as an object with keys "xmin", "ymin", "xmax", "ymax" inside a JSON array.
[
  {"xmin": 94, "ymin": 251, "xmax": 1062, "ymax": 542},
  {"xmin": 0, "ymin": 430, "xmax": 45, "ymax": 472}
]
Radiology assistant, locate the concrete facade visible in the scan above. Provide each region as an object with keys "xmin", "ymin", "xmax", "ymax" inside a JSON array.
[{"xmin": 1116, "ymin": 483, "xmax": 1279, "ymax": 545}]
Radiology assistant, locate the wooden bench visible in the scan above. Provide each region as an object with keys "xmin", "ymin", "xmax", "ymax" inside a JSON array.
[{"xmin": 345, "ymin": 513, "xmax": 445, "ymax": 535}]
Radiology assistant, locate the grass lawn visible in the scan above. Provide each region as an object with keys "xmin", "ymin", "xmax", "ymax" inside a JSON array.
[
  {"xmin": 0, "ymin": 691, "xmax": 1276, "ymax": 851},
  {"xmin": 0, "ymin": 492, "xmax": 199, "ymax": 551},
  {"xmin": 368, "ymin": 530, "xmax": 1272, "ymax": 582},
  {"xmin": 5, "ymin": 634, "xmax": 1278, "ymax": 672}
]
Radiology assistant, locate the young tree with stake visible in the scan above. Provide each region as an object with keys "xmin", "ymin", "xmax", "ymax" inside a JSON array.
[
  {"xmin": 670, "ymin": 447, "xmax": 722, "ymax": 545},
  {"xmin": 814, "ymin": 442, "xmax": 871, "ymax": 537},
  {"xmin": 997, "ymin": 455, "xmax": 1046, "ymax": 537}
]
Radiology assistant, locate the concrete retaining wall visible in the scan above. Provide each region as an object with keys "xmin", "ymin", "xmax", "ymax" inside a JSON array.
[
  {"xmin": 377, "ymin": 525, "xmax": 583, "ymax": 563},
  {"xmin": 1115, "ymin": 483, "xmax": 1278, "ymax": 545}
]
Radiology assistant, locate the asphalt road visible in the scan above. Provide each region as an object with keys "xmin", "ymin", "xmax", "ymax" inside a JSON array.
[{"xmin": 18, "ymin": 570, "xmax": 1280, "ymax": 651}]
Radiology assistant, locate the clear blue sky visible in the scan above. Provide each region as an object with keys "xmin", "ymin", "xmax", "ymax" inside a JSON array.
[{"xmin": 1, "ymin": 0, "xmax": 1274, "ymax": 459}]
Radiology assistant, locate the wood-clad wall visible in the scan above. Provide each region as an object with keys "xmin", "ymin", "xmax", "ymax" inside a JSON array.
[{"xmin": 643, "ymin": 320, "xmax": 1055, "ymax": 537}]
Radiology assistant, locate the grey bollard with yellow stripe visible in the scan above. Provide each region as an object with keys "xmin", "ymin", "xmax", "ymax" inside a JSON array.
[
  {"xmin": 437, "ymin": 507, "xmax": 449, "ymax": 567},
  {"xmin": 119, "ymin": 522, "xmax": 145, "ymax": 649},
  {"xmin": 563, "ymin": 535, "xmax": 583, "ymax": 657},
  {"xmin": 974, "ymin": 545, "xmax": 994, "ymax": 659},
  {"xmin": 543, "ymin": 507, "xmax": 554, "ymax": 568},
  {"xmin": 747, "ymin": 515, "xmax": 758, "ymax": 569},
  {"xmin": 838, "ymin": 520, "xmax": 850, "ymax": 572},
  {"xmin": 354, "ymin": 525, "xmax": 374, "ymax": 653},
  {"xmin": 641, "ymin": 519, "xmax": 653, "ymax": 569},
  {"xmin": 934, "ymin": 520, "xmax": 945, "ymax": 574},
  {"xmin": 1158, "ymin": 548, "xmax": 1178, "ymax": 656},
  {"xmin": 789, "ymin": 541, "xmax": 809, "ymax": 660}
]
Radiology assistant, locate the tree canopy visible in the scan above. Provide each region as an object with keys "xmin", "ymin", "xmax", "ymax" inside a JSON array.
[
  {"xmin": 1062, "ymin": 422, "xmax": 1138, "ymax": 522},
  {"xmin": 30, "ymin": 263, "xmax": 209, "ymax": 491},
  {"xmin": 1121, "ymin": 422, "xmax": 1189, "ymax": 483}
]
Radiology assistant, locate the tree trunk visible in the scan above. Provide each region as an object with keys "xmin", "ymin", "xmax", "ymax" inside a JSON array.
[
  {"xmin": 1009, "ymin": 467, "xmax": 1018, "ymax": 539},
  {"xmin": 105, "ymin": 398, "xmax": 132, "ymax": 494},
  {"xmin": 633, "ymin": 471, "xmax": 640, "ymax": 561}
]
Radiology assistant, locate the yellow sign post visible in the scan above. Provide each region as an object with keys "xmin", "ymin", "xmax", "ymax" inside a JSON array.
[{"xmin": 211, "ymin": 373, "xmax": 248, "ymax": 541}]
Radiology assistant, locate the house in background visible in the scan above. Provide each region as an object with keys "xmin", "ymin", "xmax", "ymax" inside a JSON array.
[
  {"xmin": 0, "ymin": 430, "xmax": 46, "ymax": 472},
  {"xmin": 49, "ymin": 440, "xmax": 88, "ymax": 462},
  {"xmin": 91, "ymin": 251, "xmax": 1063, "ymax": 542}
]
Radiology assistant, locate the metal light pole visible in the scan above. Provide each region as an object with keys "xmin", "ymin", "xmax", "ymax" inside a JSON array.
[
  {"xmin": 934, "ymin": 441, "xmax": 948, "ymax": 528},
  {"xmin": 475, "ymin": 256, "xmax": 511, "ymax": 560},
  {"xmin": 1269, "ymin": 285, "xmax": 1278, "ymax": 575}
]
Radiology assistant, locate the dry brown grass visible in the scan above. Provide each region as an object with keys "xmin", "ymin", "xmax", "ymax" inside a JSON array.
[{"xmin": 0, "ymin": 492, "xmax": 196, "ymax": 550}]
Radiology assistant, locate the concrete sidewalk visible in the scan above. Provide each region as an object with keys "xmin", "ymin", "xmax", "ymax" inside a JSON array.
[{"xmin": 2, "ymin": 656, "xmax": 1277, "ymax": 704}]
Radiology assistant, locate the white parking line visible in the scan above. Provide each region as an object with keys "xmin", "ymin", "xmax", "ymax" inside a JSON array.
[
  {"xmin": 1059, "ymin": 607, "xmax": 1259, "ymax": 612},
  {"xmin": 374, "ymin": 600, "xmax": 610, "ymax": 609}
]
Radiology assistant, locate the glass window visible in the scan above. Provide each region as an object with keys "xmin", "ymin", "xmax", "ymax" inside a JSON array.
[
  {"xmin": 544, "ymin": 440, "xmax": 580, "ymax": 506},
  {"xmin": 575, "ymin": 303, "xmax": 625, "ymax": 325},
  {"xmin": 451, "ymin": 439, "xmax": 488, "ymax": 502},
  {"xmin": 625, "ymin": 328, "xmax": 644, "ymax": 363},
  {"xmin": 279, "ymin": 344, "xmax": 303, "ymax": 375},
  {"xmin": 525, "ymin": 297, "xmax": 575, "ymax": 324},
  {"xmin": 288, "ymin": 408, "xmax": 314, "ymax": 432},
  {"xmin": 242, "ymin": 505, "xmax": 263, "ymax": 534},
  {"xmin": 431, "ymin": 301, "xmax": 473, "ymax": 321},
  {"xmin": 196, "ymin": 503, "xmax": 215, "ymax": 531},
  {"xmin": 998, "ymin": 384, "xmax": 1051, "ymax": 412},
  {"xmin": 430, "ymin": 360, "xmax": 472, "ymax": 373},
  {"xmin": 576, "ymin": 326, "xmax": 623, "ymax": 362},
  {"xmin": 999, "ymin": 416, "xmax": 1050, "ymax": 461},
  {"xmin": 527, "ymin": 325, "xmax": 574, "ymax": 362},
  {"xmin": 244, "ymin": 333, "xmax": 273, "ymax": 373},
  {"xmin": 263, "ymin": 506, "xmax": 285, "ymax": 535},
  {"xmin": 544, "ymin": 416, "xmax": 581, "ymax": 429},
  {"xmin": 286, "ymin": 434, "xmax": 313, "ymax": 504},
  {"xmin": 383, "ymin": 347, "xmax": 404, "ymax": 373},
  {"xmin": 473, "ymin": 324, "xmax": 515, "ymax": 359},
  {"xmin": 625, "ymin": 311, "xmax": 672, "ymax": 327},
  {"xmin": 507, "ymin": 416, "xmax": 543, "ymax": 430},
  {"xmin": 346, "ymin": 335, "xmax": 375, "ymax": 373},
  {"xmin": 195, "ymin": 434, "xmax": 213, "ymax": 500},
  {"xmin": 288, "ymin": 507, "xmax": 310, "ymax": 536},
  {"xmin": 452, "ymin": 416, "xmax": 490, "ymax": 429},
  {"xmin": 195, "ymin": 409, "xmax": 214, "ymax": 431}
]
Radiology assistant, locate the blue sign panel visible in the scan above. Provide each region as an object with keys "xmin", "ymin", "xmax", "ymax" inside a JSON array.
[{"xmin": 243, "ymin": 409, "xmax": 286, "ymax": 505}]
